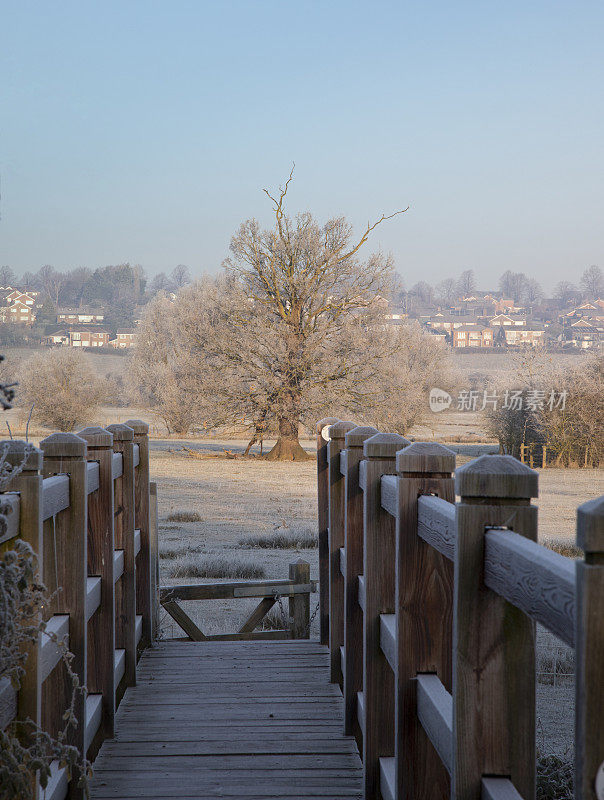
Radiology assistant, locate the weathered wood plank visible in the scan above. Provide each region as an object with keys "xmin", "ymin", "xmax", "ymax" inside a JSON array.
[
  {"xmin": 379, "ymin": 613, "xmax": 395, "ymax": 671},
  {"xmin": 113, "ymin": 550, "xmax": 124, "ymax": 582},
  {"xmin": 379, "ymin": 757, "xmax": 395, "ymax": 800},
  {"xmin": 160, "ymin": 580, "xmax": 317, "ymax": 601},
  {"xmin": 42, "ymin": 474, "xmax": 70, "ymax": 520},
  {"xmin": 86, "ymin": 577, "xmax": 101, "ymax": 621},
  {"xmin": 484, "ymin": 528, "xmax": 575, "ymax": 646},
  {"xmin": 416, "ymin": 674, "xmax": 453, "ymax": 774},
  {"xmin": 114, "ymin": 649, "xmax": 125, "ymax": 688},
  {"xmin": 339, "ymin": 546, "xmax": 346, "ymax": 577},
  {"xmin": 317, "ymin": 418, "xmax": 339, "ymax": 645},
  {"xmin": 40, "ymin": 614, "xmax": 70, "ymax": 683},
  {"xmin": 480, "ymin": 777, "xmax": 524, "ymax": 800},
  {"xmin": 86, "ymin": 460, "xmax": 100, "ymax": 494},
  {"xmin": 417, "ymin": 494, "xmax": 456, "ymax": 561},
  {"xmin": 357, "ymin": 575, "xmax": 365, "ymax": 611},
  {"xmin": 111, "ymin": 452, "xmax": 122, "ymax": 480},
  {"xmin": 162, "ymin": 600, "xmax": 206, "ymax": 640},
  {"xmin": 380, "ymin": 474, "xmax": 397, "ymax": 518},
  {"xmin": 85, "ymin": 694, "xmax": 103, "ymax": 752},
  {"xmin": 238, "ymin": 596, "xmax": 276, "ymax": 633}
]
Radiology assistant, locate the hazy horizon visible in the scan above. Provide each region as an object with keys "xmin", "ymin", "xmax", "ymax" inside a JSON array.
[{"xmin": 1, "ymin": 1, "xmax": 603, "ymax": 292}]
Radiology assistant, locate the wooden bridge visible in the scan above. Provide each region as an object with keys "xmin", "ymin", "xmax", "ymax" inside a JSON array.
[{"xmin": 1, "ymin": 418, "xmax": 603, "ymax": 800}]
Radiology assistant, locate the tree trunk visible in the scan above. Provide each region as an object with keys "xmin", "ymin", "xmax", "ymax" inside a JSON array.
[{"xmin": 264, "ymin": 412, "xmax": 312, "ymax": 461}]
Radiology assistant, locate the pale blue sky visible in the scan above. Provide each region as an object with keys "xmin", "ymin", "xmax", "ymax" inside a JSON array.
[{"xmin": 1, "ymin": 0, "xmax": 602, "ymax": 291}]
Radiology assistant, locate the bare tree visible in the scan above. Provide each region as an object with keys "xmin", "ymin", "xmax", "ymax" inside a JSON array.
[
  {"xmin": 37, "ymin": 265, "xmax": 65, "ymax": 307},
  {"xmin": 521, "ymin": 278, "xmax": 543, "ymax": 307},
  {"xmin": 580, "ymin": 265, "xmax": 603, "ymax": 299},
  {"xmin": 0, "ymin": 266, "xmax": 15, "ymax": 286},
  {"xmin": 554, "ymin": 280, "xmax": 579, "ymax": 306},
  {"xmin": 171, "ymin": 265, "xmax": 191, "ymax": 289},
  {"xmin": 498, "ymin": 270, "xmax": 527, "ymax": 303},
  {"xmin": 456, "ymin": 269, "xmax": 476, "ymax": 298},
  {"xmin": 435, "ymin": 277, "xmax": 457, "ymax": 306},
  {"xmin": 18, "ymin": 349, "xmax": 105, "ymax": 431},
  {"xmin": 224, "ymin": 171, "xmax": 408, "ymax": 458}
]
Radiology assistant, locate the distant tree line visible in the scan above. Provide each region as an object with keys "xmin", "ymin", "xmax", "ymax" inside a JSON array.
[{"xmin": 392, "ymin": 264, "xmax": 602, "ymax": 312}]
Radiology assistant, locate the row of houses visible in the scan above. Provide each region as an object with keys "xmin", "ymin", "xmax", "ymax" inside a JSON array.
[
  {"xmin": 44, "ymin": 327, "xmax": 138, "ymax": 349},
  {"xmin": 391, "ymin": 294, "xmax": 604, "ymax": 349}
]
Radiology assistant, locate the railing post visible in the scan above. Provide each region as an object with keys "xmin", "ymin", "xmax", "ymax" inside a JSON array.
[
  {"xmin": 39, "ymin": 432, "xmax": 88, "ymax": 798},
  {"xmin": 125, "ymin": 419, "xmax": 153, "ymax": 649},
  {"xmin": 575, "ymin": 495, "xmax": 604, "ymax": 800},
  {"xmin": 150, "ymin": 481, "xmax": 160, "ymax": 640},
  {"xmin": 1, "ymin": 440, "xmax": 44, "ymax": 798},
  {"xmin": 453, "ymin": 455, "xmax": 538, "ymax": 800},
  {"xmin": 328, "ymin": 420, "xmax": 356, "ymax": 685},
  {"xmin": 343, "ymin": 425, "xmax": 378, "ymax": 740},
  {"xmin": 317, "ymin": 417, "xmax": 339, "ymax": 646},
  {"xmin": 78, "ymin": 426, "xmax": 115, "ymax": 747},
  {"xmin": 289, "ymin": 559, "xmax": 310, "ymax": 639},
  {"xmin": 107, "ymin": 423, "xmax": 136, "ymax": 689},
  {"xmin": 363, "ymin": 432, "xmax": 409, "ymax": 800},
  {"xmin": 395, "ymin": 442, "xmax": 456, "ymax": 800}
]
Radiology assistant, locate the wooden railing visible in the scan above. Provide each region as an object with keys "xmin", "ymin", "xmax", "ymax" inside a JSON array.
[
  {"xmin": 316, "ymin": 418, "xmax": 604, "ymax": 800},
  {"xmin": 160, "ymin": 560, "xmax": 316, "ymax": 641},
  {"xmin": 0, "ymin": 421, "xmax": 158, "ymax": 800}
]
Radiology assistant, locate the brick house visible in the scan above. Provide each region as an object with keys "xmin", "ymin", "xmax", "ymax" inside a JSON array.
[
  {"xmin": 110, "ymin": 328, "xmax": 138, "ymax": 349},
  {"xmin": 68, "ymin": 328, "xmax": 111, "ymax": 347},
  {"xmin": 0, "ymin": 300, "xmax": 36, "ymax": 325},
  {"xmin": 57, "ymin": 308, "xmax": 105, "ymax": 325},
  {"xmin": 451, "ymin": 326, "xmax": 494, "ymax": 348}
]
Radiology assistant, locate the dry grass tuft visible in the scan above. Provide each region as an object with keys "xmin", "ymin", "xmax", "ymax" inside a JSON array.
[
  {"xmin": 159, "ymin": 545, "xmax": 184, "ymax": 560},
  {"xmin": 537, "ymin": 753, "xmax": 573, "ymax": 799},
  {"xmin": 168, "ymin": 555, "xmax": 265, "ymax": 580},
  {"xmin": 166, "ymin": 510, "xmax": 202, "ymax": 523},
  {"xmin": 238, "ymin": 530, "xmax": 317, "ymax": 550},
  {"xmin": 543, "ymin": 538, "xmax": 583, "ymax": 559},
  {"xmin": 259, "ymin": 606, "xmax": 288, "ymax": 631}
]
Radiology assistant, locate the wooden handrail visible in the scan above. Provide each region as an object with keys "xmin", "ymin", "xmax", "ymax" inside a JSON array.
[
  {"xmin": 0, "ymin": 420, "xmax": 158, "ymax": 799},
  {"xmin": 317, "ymin": 418, "xmax": 604, "ymax": 800}
]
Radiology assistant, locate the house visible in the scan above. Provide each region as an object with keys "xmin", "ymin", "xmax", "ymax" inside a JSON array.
[
  {"xmin": 5, "ymin": 290, "xmax": 36, "ymax": 306},
  {"xmin": 68, "ymin": 328, "xmax": 111, "ymax": 348},
  {"xmin": 57, "ymin": 308, "xmax": 105, "ymax": 325},
  {"xmin": 425, "ymin": 314, "xmax": 480, "ymax": 333},
  {"xmin": 488, "ymin": 313, "xmax": 527, "ymax": 327},
  {"xmin": 43, "ymin": 329, "xmax": 70, "ymax": 346},
  {"xmin": 0, "ymin": 300, "xmax": 36, "ymax": 325},
  {"xmin": 110, "ymin": 328, "xmax": 138, "ymax": 349},
  {"xmin": 496, "ymin": 325, "xmax": 545, "ymax": 347},
  {"xmin": 451, "ymin": 326, "xmax": 494, "ymax": 348},
  {"xmin": 561, "ymin": 323, "xmax": 604, "ymax": 349}
]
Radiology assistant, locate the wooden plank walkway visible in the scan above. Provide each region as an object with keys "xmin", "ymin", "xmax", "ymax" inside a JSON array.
[{"xmin": 89, "ymin": 640, "xmax": 363, "ymax": 799}]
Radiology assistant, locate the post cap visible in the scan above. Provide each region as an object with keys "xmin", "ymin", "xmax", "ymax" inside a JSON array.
[
  {"xmin": 345, "ymin": 426, "xmax": 379, "ymax": 448},
  {"xmin": 396, "ymin": 441, "xmax": 456, "ymax": 474},
  {"xmin": 0, "ymin": 440, "xmax": 43, "ymax": 471},
  {"xmin": 106, "ymin": 423, "xmax": 134, "ymax": 442},
  {"xmin": 576, "ymin": 495, "xmax": 604, "ymax": 553},
  {"xmin": 78, "ymin": 426, "xmax": 114, "ymax": 448},
  {"xmin": 455, "ymin": 455, "xmax": 538, "ymax": 500},
  {"xmin": 364, "ymin": 432, "xmax": 410, "ymax": 459},
  {"xmin": 40, "ymin": 432, "xmax": 87, "ymax": 459},
  {"xmin": 329, "ymin": 421, "xmax": 356, "ymax": 441},
  {"xmin": 124, "ymin": 419, "xmax": 149, "ymax": 435},
  {"xmin": 316, "ymin": 417, "xmax": 340, "ymax": 436}
]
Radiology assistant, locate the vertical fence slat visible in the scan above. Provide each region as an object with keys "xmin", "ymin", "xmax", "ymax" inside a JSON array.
[
  {"xmin": 363, "ymin": 432, "xmax": 409, "ymax": 800},
  {"xmin": 395, "ymin": 442, "xmax": 455, "ymax": 800},
  {"xmin": 1, "ymin": 442, "xmax": 44, "ymax": 799},
  {"xmin": 453, "ymin": 456, "xmax": 538, "ymax": 800},
  {"xmin": 343, "ymin": 426, "xmax": 378, "ymax": 740},
  {"xmin": 317, "ymin": 417, "xmax": 339, "ymax": 646},
  {"xmin": 575, "ymin": 496, "xmax": 604, "ymax": 800},
  {"xmin": 289, "ymin": 559, "xmax": 311, "ymax": 639},
  {"xmin": 150, "ymin": 481, "xmax": 160, "ymax": 640},
  {"xmin": 328, "ymin": 421, "xmax": 356, "ymax": 685},
  {"xmin": 40, "ymin": 433, "xmax": 88, "ymax": 800},
  {"xmin": 126, "ymin": 419, "xmax": 152, "ymax": 650},
  {"xmin": 107, "ymin": 424, "xmax": 137, "ymax": 690},
  {"xmin": 78, "ymin": 426, "xmax": 116, "ymax": 748}
]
